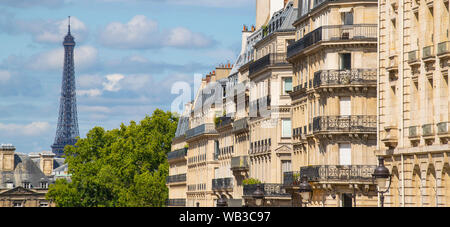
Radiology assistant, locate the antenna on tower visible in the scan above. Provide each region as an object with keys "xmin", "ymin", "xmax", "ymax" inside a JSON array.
[{"xmin": 68, "ymin": 16, "xmax": 71, "ymax": 34}]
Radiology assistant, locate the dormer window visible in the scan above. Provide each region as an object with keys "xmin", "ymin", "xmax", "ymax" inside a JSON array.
[
  {"xmin": 40, "ymin": 182, "xmax": 49, "ymax": 189},
  {"xmin": 23, "ymin": 182, "xmax": 31, "ymax": 189},
  {"xmin": 6, "ymin": 182, "xmax": 14, "ymax": 189}
]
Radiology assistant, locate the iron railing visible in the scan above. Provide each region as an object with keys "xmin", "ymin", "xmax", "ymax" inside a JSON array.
[
  {"xmin": 299, "ymin": 0, "xmax": 377, "ymax": 18},
  {"xmin": 423, "ymin": 45, "xmax": 434, "ymax": 59},
  {"xmin": 212, "ymin": 178, "xmax": 234, "ymax": 190},
  {"xmin": 166, "ymin": 199, "xmax": 186, "ymax": 207},
  {"xmin": 185, "ymin": 123, "xmax": 217, "ymax": 139},
  {"xmin": 293, "ymin": 127, "xmax": 303, "ymax": 137},
  {"xmin": 437, "ymin": 122, "xmax": 449, "ymax": 134},
  {"xmin": 231, "ymin": 156, "xmax": 249, "ymax": 170},
  {"xmin": 313, "ymin": 69, "xmax": 376, "ymax": 87},
  {"xmin": 215, "ymin": 116, "xmax": 233, "ymax": 128},
  {"xmin": 232, "ymin": 118, "xmax": 249, "ymax": 133},
  {"xmin": 283, "ymin": 171, "xmax": 301, "ymax": 186},
  {"xmin": 249, "ymin": 139, "xmax": 271, "ymax": 154},
  {"xmin": 287, "ymin": 24, "xmax": 377, "ymax": 59},
  {"xmin": 312, "ymin": 115, "xmax": 377, "ymax": 133},
  {"xmin": 422, "ymin": 124, "xmax": 434, "ymax": 137},
  {"xmin": 167, "ymin": 147, "xmax": 188, "ymax": 161},
  {"xmin": 292, "ymin": 84, "xmax": 306, "ymax": 93},
  {"xmin": 166, "ymin": 173, "xmax": 187, "ymax": 184},
  {"xmin": 249, "ymin": 53, "xmax": 290, "ymax": 76},
  {"xmin": 438, "ymin": 41, "xmax": 450, "ymax": 55},
  {"xmin": 243, "ymin": 184, "xmax": 290, "ymax": 197},
  {"xmin": 300, "ymin": 165, "xmax": 377, "ymax": 182}
]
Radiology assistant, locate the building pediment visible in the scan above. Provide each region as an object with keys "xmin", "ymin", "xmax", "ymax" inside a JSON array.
[
  {"xmin": 274, "ymin": 144, "xmax": 292, "ymax": 154},
  {"xmin": 0, "ymin": 187, "xmax": 38, "ymax": 196}
]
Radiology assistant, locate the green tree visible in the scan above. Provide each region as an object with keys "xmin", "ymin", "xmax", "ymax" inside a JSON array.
[{"xmin": 46, "ymin": 109, "xmax": 178, "ymax": 207}]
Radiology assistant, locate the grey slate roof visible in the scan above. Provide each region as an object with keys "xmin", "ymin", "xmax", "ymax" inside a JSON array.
[{"xmin": 0, "ymin": 153, "xmax": 54, "ymax": 189}]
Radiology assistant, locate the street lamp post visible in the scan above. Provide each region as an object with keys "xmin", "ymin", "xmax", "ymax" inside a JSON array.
[
  {"xmin": 372, "ymin": 156, "xmax": 392, "ymax": 207},
  {"xmin": 252, "ymin": 184, "xmax": 265, "ymax": 207},
  {"xmin": 298, "ymin": 176, "xmax": 312, "ymax": 207}
]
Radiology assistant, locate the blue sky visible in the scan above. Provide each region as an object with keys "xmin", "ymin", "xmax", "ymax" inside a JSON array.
[{"xmin": 0, "ymin": 0, "xmax": 255, "ymax": 153}]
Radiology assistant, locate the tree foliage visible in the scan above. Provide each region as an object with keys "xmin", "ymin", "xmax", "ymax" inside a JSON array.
[{"xmin": 46, "ymin": 109, "xmax": 178, "ymax": 207}]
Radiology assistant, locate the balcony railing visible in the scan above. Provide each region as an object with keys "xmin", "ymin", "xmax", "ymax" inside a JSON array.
[
  {"xmin": 166, "ymin": 198, "xmax": 186, "ymax": 207},
  {"xmin": 287, "ymin": 24, "xmax": 377, "ymax": 59},
  {"xmin": 313, "ymin": 69, "xmax": 376, "ymax": 87},
  {"xmin": 167, "ymin": 147, "xmax": 188, "ymax": 161},
  {"xmin": 232, "ymin": 117, "xmax": 249, "ymax": 133},
  {"xmin": 408, "ymin": 126, "xmax": 419, "ymax": 138},
  {"xmin": 422, "ymin": 124, "xmax": 434, "ymax": 137},
  {"xmin": 437, "ymin": 122, "xmax": 449, "ymax": 134},
  {"xmin": 423, "ymin": 45, "xmax": 435, "ymax": 59},
  {"xmin": 438, "ymin": 41, "xmax": 450, "ymax": 56},
  {"xmin": 408, "ymin": 50, "xmax": 419, "ymax": 62},
  {"xmin": 293, "ymin": 127, "xmax": 303, "ymax": 137},
  {"xmin": 166, "ymin": 173, "xmax": 187, "ymax": 184},
  {"xmin": 312, "ymin": 115, "xmax": 377, "ymax": 133},
  {"xmin": 300, "ymin": 165, "xmax": 377, "ymax": 182},
  {"xmin": 212, "ymin": 178, "xmax": 234, "ymax": 190},
  {"xmin": 231, "ymin": 156, "xmax": 249, "ymax": 171},
  {"xmin": 249, "ymin": 53, "xmax": 290, "ymax": 76},
  {"xmin": 215, "ymin": 116, "xmax": 233, "ymax": 128},
  {"xmin": 283, "ymin": 171, "xmax": 301, "ymax": 186},
  {"xmin": 292, "ymin": 84, "xmax": 306, "ymax": 94},
  {"xmin": 185, "ymin": 123, "xmax": 217, "ymax": 139},
  {"xmin": 243, "ymin": 184, "xmax": 290, "ymax": 197}
]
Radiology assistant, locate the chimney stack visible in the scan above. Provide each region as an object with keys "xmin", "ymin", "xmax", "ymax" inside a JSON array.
[
  {"xmin": 0, "ymin": 144, "xmax": 15, "ymax": 171},
  {"xmin": 39, "ymin": 152, "xmax": 55, "ymax": 176}
]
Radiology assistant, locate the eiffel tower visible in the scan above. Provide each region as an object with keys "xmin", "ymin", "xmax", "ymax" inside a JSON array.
[{"xmin": 51, "ymin": 16, "xmax": 80, "ymax": 157}]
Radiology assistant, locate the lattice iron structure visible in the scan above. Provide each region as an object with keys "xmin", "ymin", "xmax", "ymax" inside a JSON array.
[{"xmin": 51, "ymin": 17, "xmax": 79, "ymax": 157}]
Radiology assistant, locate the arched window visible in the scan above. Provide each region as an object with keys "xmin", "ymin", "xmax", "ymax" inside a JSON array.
[
  {"xmin": 426, "ymin": 166, "xmax": 437, "ymax": 207},
  {"xmin": 412, "ymin": 166, "xmax": 421, "ymax": 207}
]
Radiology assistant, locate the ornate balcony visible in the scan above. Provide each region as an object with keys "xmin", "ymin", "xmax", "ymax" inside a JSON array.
[
  {"xmin": 243, "ymin": 184, "xmax": 290, "ymax": 197},
  {"xmin": 422, "ymin": 123, "xmax": 435, "ymax": 137},
  {"xmin": 232, "ymin": 117, "xmax": 249, "ymax": 134},
  {"xmin": 287, "ymin": 24, "xmax": 377, "ymax": 60},
  {"xmin": 408, "ymin": 126, "xmax": 420, "ymax": 139},
  {"xmin": 167, "ymin": 147, "xmax": 188, "ymax": 162},
  {"xmin": 215, "ymin": 116, "xmax": 233, "ymax": 129},
  {"xmin": 283, "ymin": 171, "xmax": 301, "ymax": 186},
  {"xmin": 231, "ymin": 156, "xmax": 249, "ymax": 172},
  {"xmin": 437, "ymin": 122, "xmax": 450, "ymax": 143},
  {"xmin": 313, "ymin": 69, "xmax": 376, "ymax": 88},
  {"xmin": 212, "ymin": 178, "xmax": 234, "ymax": 191},
  {"xmin": 438, "ymin": 41, "xmax": 450, "ymax": 60},
  {"xmin": 166, "ymin": 198, "xmax": 186, "ymax": 207},
  {"xmin": 312, "ymin": 115, "xmax": 377, "ymax": 134},
  {"xmin": 185, "ymin": 123, "xmax": 217, "ymax": 140},
  {"xmin": 422, "ymin": 45, "xmax": 435, "ymax": 63},
  {"xmin": 166, "ymin": 173, "xmax": 187, "ymax": 184},
  {"xmin": 408, "ymin": 50, "xmax": 420, "ymax": 66},
  {"xmin": 249, "ymin": 53, "xmax": 290, "ymax": 77},
  {"xmin": 299, "ymin": 165, "xmax": 377, "ymax": 183}
]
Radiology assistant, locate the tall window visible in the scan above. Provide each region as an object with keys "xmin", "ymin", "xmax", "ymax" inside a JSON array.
[
  {"xmin": 342, "ymin": 12, "xmax": 354, "ymax": 25},
  {"xmin": 339, "ymin": 143, "xmax": 352, "ymax": 165},
  {"xmin": 340, "ymin": 97, "xmax": 351, "ymax": 116},
  {"xmin": 282, "ymin": 119, "xmax": 292, "ymax": 138},
  {"xmin": 283, "ymin": 77, "xmax": 293, "ymax": 94},
  {"xmin": 340, "ymin": 53, "xmax": 352, "ymax": 70}
]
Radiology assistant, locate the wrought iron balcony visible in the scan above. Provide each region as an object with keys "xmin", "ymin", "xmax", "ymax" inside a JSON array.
[
  {"xmin": 232, "ymin": 117, "xmax": 249, "ymax": 133},
  {"xmin": 287, "ymin": 24, "xmax": 377, "ymax": 59},
  {"xmin": 300, "ymin": 165, "xmax": 377, "ymax": 183},
  {"xmin": 166, "ymin": 173, "xmax": 187, "ymax": 184},
  {"xmin": 422, "ymin": 124, "xmax": 435, "ymax": 137},
  {"xmin": 313, "ymin": 69, "xmax": 376, "ymax": 88},
  {"xmin": 215, "ymin": 116, "xmax": 233, "ymax": 128},
  {"xmin": 212, "ymin": 178, "xmax": 234, "ymax": 190},
  {"xmin": 167, "ymin": 147, "xmax": 188, "ymax": 161},
  {"xmin": 312, "ymin": 115, "xmax": 377, "ymax": 133},
  {"xmin": 283, "ymin": 171, "xmax": 301, "ymax": 186},
  {"xmin": 423, "ymin": 45, "xmax": 435, "ymax": 59},
  {"xmin": 166, "ymin": 198, "xmax": 186, "ymax": 207},
  {"xmin": 185, "ymin": 123, "xmax": 217, "ymax": 140},
  {"xmin": 292, "ymin": 84, "xmax": 306, "ymax": 94},
  {"xmin": 249, "ymin": 53, "xmax": 290, "ymax": 76},
  {"xmin": 437, "ymin": 122, "xmax": 449, "ymax": 134},
  {"xmin": 438, "ymin": 41, "xmax": 450, "ymax": 56},
  {"xmin": 408, "ymin": 50, "xmax": 420, "ymax": 63},
  {"xmin": 408, "ymin": 126, "xmax": 419, "ymax": 138},
  {"xmin": 231, "ymin": 156, "xmax": 249, "ymax": 171},
  {"xmin": 243, "ymin": 184, "xmax": 290, "ymax": 197},
  {"xmin": 293, "ymin": 127, "xmax": 303, "ymax": 137}
]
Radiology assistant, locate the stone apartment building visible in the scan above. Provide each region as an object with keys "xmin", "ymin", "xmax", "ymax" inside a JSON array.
[
  {"xmin": 376, "ymin": 0, "xmax": 450, "ymax": 206},
  {"xmin": 285, "ymin": 0, "xmax": 379, "ymax": 207},
  {"xmin": 0, "ymin": 144, "xmax": 64, "ymax": 207}
]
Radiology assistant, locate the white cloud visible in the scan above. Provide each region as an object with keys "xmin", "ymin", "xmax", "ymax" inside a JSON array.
[
  {"xmin": 0, "ymin": 70, "xmax": 11, "ymax": 83},
  {"xmin": 29, "ymin": 45, "xmax": 98, "ymax": 71},
  {"xmin": 103, "ymin": 74, "xmax": 125, "ymax": 92},
  {"xmin": 78, "ymin": 89, "xmax": 102, "ymax": 97},
  {"xmin": 34, "ymin": 17, "xmax": 88, "ymax": 44},
  {"xmin": 77, "ymin": 74, "xmax": 104, "ymax": 88},
  {"xmin": 98, "ymin": 15, "xmax": 215, "ymax": 49},
  {"xmin": 0, "ymin": 122, "xmax": 51, "ymax": 136}
]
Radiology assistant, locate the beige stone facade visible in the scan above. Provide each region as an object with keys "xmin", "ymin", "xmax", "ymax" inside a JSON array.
[
  {"xmin": 285, "ymin": 0, "xmax": 379, "ymax": 207},
  {"xmin": 376, "ymin": 0, "xmax": 450, "ymax": 207}
]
